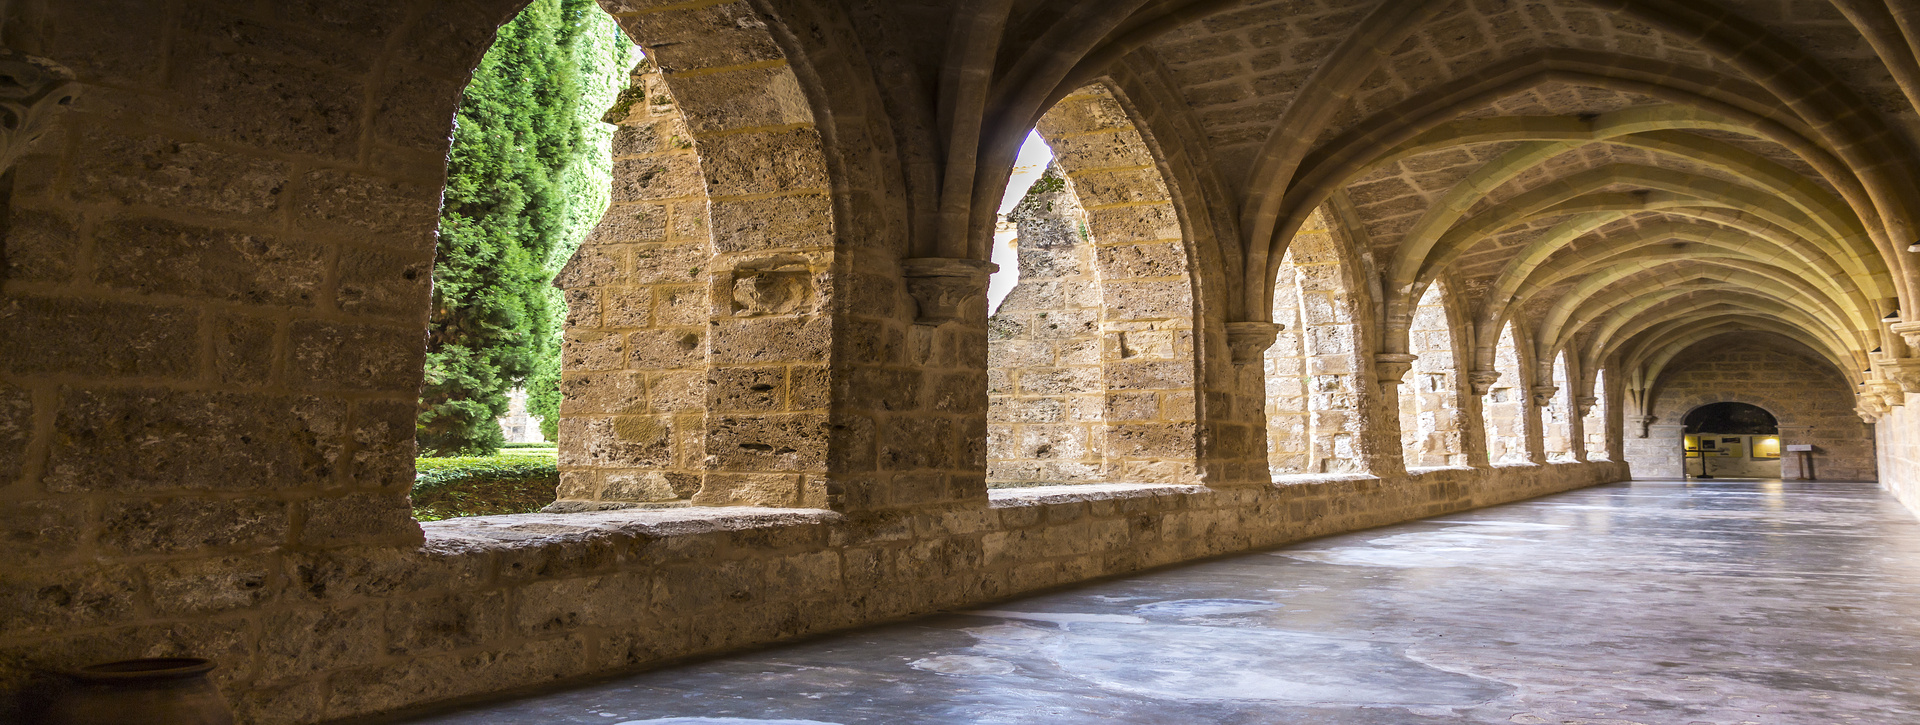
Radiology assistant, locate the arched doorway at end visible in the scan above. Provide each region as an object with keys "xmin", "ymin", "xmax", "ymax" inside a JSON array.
[{"xmin": 1682, "ymin": 402, "xmax": 1781, "ymax": 479}]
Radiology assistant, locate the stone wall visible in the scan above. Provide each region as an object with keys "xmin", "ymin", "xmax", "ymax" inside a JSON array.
[
  {"xmin": 10, "ymin": 457, "xmax": 1626, "ymax": 723},
  {"xmin": 1876, "ymin": 397, "xmax": 1920, "ymax": 516},
  {"xmin": 1483, "ymin": 322, "xmax": 1531, "ymax": 464},
  {"xmin": 1265, "ymin": 213, "xmax": 1364, "ymax": 476},
  {"xmin": 1624, "ymin": 337, "xmax": 1873, "ymax": 481},
  {"xmin": 1033, "ymin": 85, "xmax": 1200, "ymax": 486},
  {"xmin": 987, "ymin": 168, "xmax": 1107, "ymax": 485},
  {"xmin": 1400, "ymin": 284, "xmax": 1465, "ymax": 467},
  {"xmin": 552, "ymin": 62, "xmax": 710, "ymax": 508}
]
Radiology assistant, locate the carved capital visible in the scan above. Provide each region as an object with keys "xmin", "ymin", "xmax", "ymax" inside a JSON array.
[
  {"xmin": 1876, "ymin": 357, "xmax": 1920, "ymax": 394},
  {"xmin": 1574, "ymin": 395, "xmax": 1599, "ymax": 417},
  {"xmin": 1891, "ymin": 321, "xmax": 1920, "ymax": 351},
  {"xmin": 1858, "ymin": 396, "xmax": 1889, "ymax": 423},
  {"xmin": 1467, "ymin": 369, "xmax": 1501, "ymax": 396},
  {"xmin": 1529, "ymin": 385, "xmax": 1559, "ymax": 408},
  {"xmin": 0, "ymin": 49, "xmax": 81, "ymax": 173},
  {"xmin": 901, "ymin": 257, "xmax": 996, "ymax": 325},
  {"xmin": 1633, "ymin": 415, "xmax": 1656, "ymax": 438},
  {"xmin": 1225, "ymin": 321, "xmax": 1282, "ymax": 365},
  {"xmin": 1868, "ymin": 379, "xmax": 1906, "ymax": 408},
  {"xmin": 1374, "ymin": 353, "xmax": 1418, "ymax": 387}
]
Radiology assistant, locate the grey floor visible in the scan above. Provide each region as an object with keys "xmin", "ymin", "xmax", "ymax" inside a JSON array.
[{"xmin": 402, "ymin": 479, "xmax": 1920, "ymax": 724}]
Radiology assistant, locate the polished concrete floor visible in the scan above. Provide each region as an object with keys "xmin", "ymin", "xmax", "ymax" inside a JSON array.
[{"xmin": 401, "ymin": 479, "xmax": 1920, "ymax": 724}]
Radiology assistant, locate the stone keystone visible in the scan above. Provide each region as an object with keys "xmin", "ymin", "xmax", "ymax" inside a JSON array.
[
  {"xmin": 0, "ymin": 49, "xmax": 81, "ymax": 173},
  {"xmin": 1374, "ymin": 353, "xmax": 1418, "ymax": 388},
  {"xmin": 1574, "ymin": 395, "xmax": 1598, "ymax": 417},
  {"xmin": 1528, "ymin": 385, "xmax": 1559, "ymax": 408},
  {"xmin": 902, "ymin": 258, "xmax": 997, "ymax": 325},
  {"xmin": 1225, "ymin": 322, "xmax": 1282, "ymax": 364},
  {"xmin": 1467, "ymin": 369, "xmax": 1501, "ymax": 396}
]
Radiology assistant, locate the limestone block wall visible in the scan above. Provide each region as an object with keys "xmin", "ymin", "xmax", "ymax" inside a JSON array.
[
  {"xmin": 1036, "ymin": 85, "xmax": 1200, "ymax": 486},
  {"xmin": 1266, "ymin": 214, "xmax": 1365, "ymax": 475},
  {"xmin": 1875, "ymin": 397, "xmax": 1920, "ymax": 516},
  {"xmin": 553, "ymin": 64, "xmax": 710, "ymax": 508},
  {"xmin": 1484, "ymin": 323, "xmax": 1531, "ymax": 464},
  {"xmin": 1544, "ymin": 354, "xmax": 1577, "ymax": 461},
  {"xmin": 1624, "ymin": 341, "xmax": 1873, "ymax": 481},
  {"xmin": 1400, "ymin": 285, "xmax": 1465, "ymax": 467},
  {"xmin": 987, "ymin": 169, "xmax": 1107, "ymax": 485}
]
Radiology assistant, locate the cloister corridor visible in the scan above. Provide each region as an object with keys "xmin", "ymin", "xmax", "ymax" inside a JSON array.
[
  {"xmin": 390, "ymin": 478, "xmax": 1920, "ymax": 725},
  {"xmin": 27, "ymin": 0, "xmax": 1920, "ymax": 722}
]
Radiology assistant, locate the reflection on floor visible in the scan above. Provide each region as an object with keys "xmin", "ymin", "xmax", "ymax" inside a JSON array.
[{"xmin": 400, "ymin": 479, "xmax": 1920, "ymax": 724}]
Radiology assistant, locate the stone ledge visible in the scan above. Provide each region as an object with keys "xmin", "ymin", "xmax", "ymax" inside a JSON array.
[
  {"xmin": 987, "ymin": 482, "xmax": 1208, "ymax": 506},
  {"xmin": 420, "ymin": 505, "xmax": 842, "ymax": 546}
]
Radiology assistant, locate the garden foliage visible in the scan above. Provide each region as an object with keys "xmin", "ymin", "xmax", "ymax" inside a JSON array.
[{"xmin": 421, "ymin": 0, "xmax": 635, "ymax": 454}]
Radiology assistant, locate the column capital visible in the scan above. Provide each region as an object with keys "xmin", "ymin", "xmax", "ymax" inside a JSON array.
[
  {"xmin": 0, "ymin": 49, "xmax": 80, "ymax": 174},
  {"xmin": 1225, "ymin": 322, "xmax": 1282, "ymax": 364},
  {"xmin": 902, "ymin": 257, "xmax": 997, "ymax": 325}
]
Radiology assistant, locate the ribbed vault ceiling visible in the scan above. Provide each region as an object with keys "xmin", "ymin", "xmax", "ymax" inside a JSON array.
[{"xmin": 1128, "ymin": 0, "xmax": 1920, "ymax": 417}]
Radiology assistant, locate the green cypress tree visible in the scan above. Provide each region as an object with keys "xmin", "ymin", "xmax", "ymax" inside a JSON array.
[
  {"xmin": 526, "ymin": 13, "xmax": 637, "ymax": 442},
  {"xmin": 421, "ymin": 0, "xmax": 631, "ymax": 455}
]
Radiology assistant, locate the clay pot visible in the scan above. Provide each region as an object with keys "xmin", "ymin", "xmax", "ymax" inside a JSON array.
[{"xmin": 45, "ymin": 658, "xmax": 234, "ymax": 725}]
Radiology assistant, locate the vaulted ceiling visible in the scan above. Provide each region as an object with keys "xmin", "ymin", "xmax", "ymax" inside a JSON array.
[{"xmin": 864, "ymin": 0, "xmax": 1920, "ymax": 417}]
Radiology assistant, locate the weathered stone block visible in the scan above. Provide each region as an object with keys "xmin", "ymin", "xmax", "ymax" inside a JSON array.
[
  {"xmin": 259, "ymin": 603, "xmax": 387, "ymax": 680},
  {"xmin": 73, "ymin": 127, "xmax": 290, "ymax": 218},
  {"xmin": 289, "ymin": 320, "xmax": 423, "ymax": 391},
  {"xmin": 336, "ymin": 245, "xmax": 432, "ymax": 318},
  {"xmin": 560, "ymin": 371, "xmax": 647, "ymax": 415},
  {"xmin": 299, "ymin": 169, "xmax": 440, "ymax": 249},
  {"xmin": 696, "ymin": 127, "xmax": 830, "ymax": 198},
  {"xmin": 302, "ymin": 491, "xmax": 418, "ymax": 546},
  {"xmin": 564, "ymin": 330, "xmax": 628, "ymax": 372},
  {"xmin": 627, "ymin": 328, "xmax": 703, "ymax": 369},
  {"xmin": 0, "ymin": 296, "xmax": 199, "ymax": 379},
  {"xmin": 98, "ymin": 497, "xmax": 289, "ymax": 555},
  {"xmin": 2, "ymin": 206, "xmax": 81, "ymax": 284},
  {"xmin": 144, "ymin": 556, "xmax": 271, "ymax": 615},
  {"xmin": 46, "ymin": 389, "xmax": 346, "ymax": 492},
  {"xmin": 385, "ymin": 590, "xmax": 509, "ymax": 656},
  {"xmin": 0, "ymin": 566, "xmax": 141, "ymax": 638},
  {"xmin": 610, "ymin": 155, "xmax": 703, "ymax": 203},
  {"xmin": 710, "ymin": 193, "xmax": 834, "ymax": 252},
  {"xmin": 709, "ymin": 413, "xmax": 828, "ymax": 471}
]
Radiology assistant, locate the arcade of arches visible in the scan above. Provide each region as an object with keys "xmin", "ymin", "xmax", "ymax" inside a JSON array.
[{"xmin": 9, "ymin": 0, "xmax": 1920, "ymax": 721}]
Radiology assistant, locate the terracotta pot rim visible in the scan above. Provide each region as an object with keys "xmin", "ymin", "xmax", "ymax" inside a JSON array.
[{"xmin": 70, "ymin": 657, "xmax": 217, "ymax": 682}]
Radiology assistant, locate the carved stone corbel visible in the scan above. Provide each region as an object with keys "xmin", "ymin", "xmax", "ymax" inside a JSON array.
[
  {"xmin": 1574, "ymin": 395, "xmax": 1598, "ymax": 417},
  {"xmin": 1857, "ymin": 397, "xmax": 1889, "ymax": 423},
  {"xmin": 1529, "ymin": 385, "xmax": 1559, "ymax": 407},
  {"xmin": 901, "ymin": 258, "xmax": 996, "ymax": 325},
  {"xmin": 1633, "ymin": 415, "xmax": 1656, "ymax": 438},
  {"xmin": 1890, "ymin": 321, "xmax": 1920, "ymax": 351},
  {"xmin": 1868, "ymin": 379, "xmax": 1906, "ymax": 408},
  {"xmin": 1225, "ymin": 321, "xmax": 1282, "ymax": 365},
  {"xmin": 1875, "ymin": 357, "xmax": 1920, "ymax": 394},
  {"xmin": 0, "ymin": 49, "xmax": 81, "ymax": 173},
  {"xmin": 1467, "ymin": 369, "xmax": 1501, "ymax": 396},
  {"xmin": 1374, "ymin": 353, "xmax": 1418, "ymax": 389}
]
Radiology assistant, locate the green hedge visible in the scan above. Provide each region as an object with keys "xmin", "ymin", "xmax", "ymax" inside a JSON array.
[
  {"xmin": 412, "ymin": 455, "xmax": 559, "ymax": 521},
  {"xmin": 499, "ymin": 442, "xmax": 556, "ymax": 449}
]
